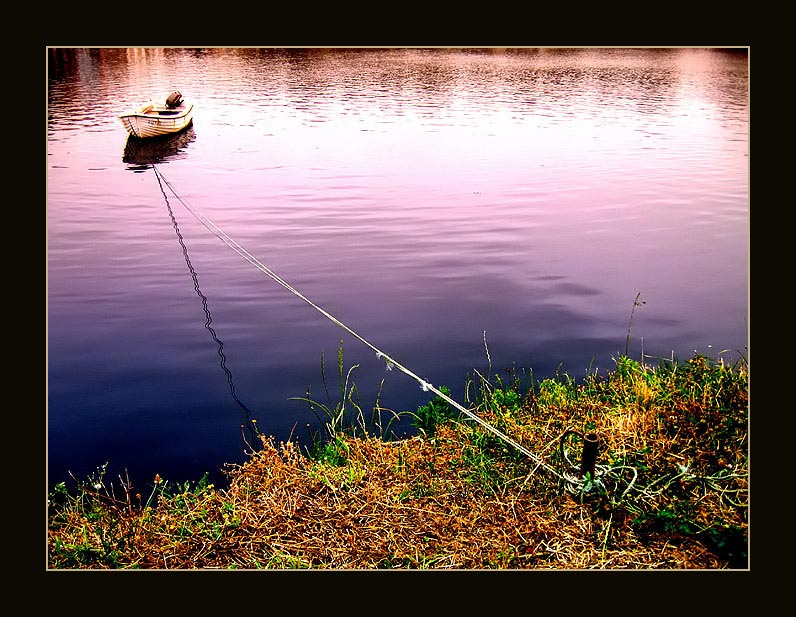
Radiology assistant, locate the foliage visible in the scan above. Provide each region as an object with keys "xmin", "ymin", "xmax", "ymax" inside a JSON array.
[{"xmin": 409, "ymin": 386, "xmax": 459, "ymax": 436}]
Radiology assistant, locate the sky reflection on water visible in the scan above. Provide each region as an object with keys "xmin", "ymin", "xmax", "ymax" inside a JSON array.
[{"xmin": 47, "ymin": 48, "xmax": 748, "ymax": 489}]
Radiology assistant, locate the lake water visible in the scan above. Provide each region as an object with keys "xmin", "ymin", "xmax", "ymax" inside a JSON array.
[{"xmin": 47, "ymin": 48, "xmax": 749, "ymax": 491}]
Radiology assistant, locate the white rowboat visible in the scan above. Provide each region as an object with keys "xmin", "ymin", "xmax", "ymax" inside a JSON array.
[{"xmin": 119, "ymin": 91, "xmax": 194, "ymax": 139}]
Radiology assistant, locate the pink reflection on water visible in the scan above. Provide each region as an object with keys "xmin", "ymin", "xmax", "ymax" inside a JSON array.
[{"xmin": 48, "ymin": 48, "xmax": 748, "ymax": 488}]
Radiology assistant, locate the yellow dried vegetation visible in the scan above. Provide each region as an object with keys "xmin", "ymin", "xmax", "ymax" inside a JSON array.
[{"xmin": 48, "ymin": 353, "xmax": 748, "ymax": 570}]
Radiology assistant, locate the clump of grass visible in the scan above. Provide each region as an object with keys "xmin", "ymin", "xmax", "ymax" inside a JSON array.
[
  {"xmin": 409, "ymin": 385, "xmax": 458, "ymax": 437},
  {"xmin": 290, "ymin": 340, "xmax": 408, "ymax": 452},
  {"xmin": 48, "ymin": 349, "xmax": 747, "ymax": 569},
  {"xmin": 48, "ymin": 465, "xmax": 216, "ymax": 569}
]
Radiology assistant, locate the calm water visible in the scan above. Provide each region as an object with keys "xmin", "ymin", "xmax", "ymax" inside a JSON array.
[{"xmin": 47, "ymin": 48, "xmax": 749, "ymax": 490}]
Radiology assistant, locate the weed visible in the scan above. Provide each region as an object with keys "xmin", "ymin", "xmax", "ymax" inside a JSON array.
[
  {"xmin": 291, "ymin": 340, "xmax": 407, "ymax": 453},
  {"xmin": 625, "ymin": 292, "xmax": 646, "ymax": 357},
  {"xmin": 409, "ymin": 385, "xmax": 459, "ymax": 436}
]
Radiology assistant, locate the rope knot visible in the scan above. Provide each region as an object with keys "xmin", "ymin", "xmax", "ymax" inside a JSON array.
[{"xmin": 376, "ymin": 351, "xmax": 394, "ymax": 371}]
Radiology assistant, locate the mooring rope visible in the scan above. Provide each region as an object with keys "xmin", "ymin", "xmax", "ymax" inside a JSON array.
[{"xmin": 151, "ymin": 164, "xmax": 574, "ymax": 484}]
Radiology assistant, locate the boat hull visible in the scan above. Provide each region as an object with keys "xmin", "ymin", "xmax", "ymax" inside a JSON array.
[{"xmin": 119, "ymin": 101, "xmax": 194, "ymax": 139}]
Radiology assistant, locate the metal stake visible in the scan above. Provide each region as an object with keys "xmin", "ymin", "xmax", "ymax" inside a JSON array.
[{"xmin": 579, "ymin": 432, "xmax": 599, "ymax": 479}]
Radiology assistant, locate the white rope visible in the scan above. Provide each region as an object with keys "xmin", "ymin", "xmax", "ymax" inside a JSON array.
[{"xmin": 152, "ymin": 164, "xmax": 571, "ymax": 483}]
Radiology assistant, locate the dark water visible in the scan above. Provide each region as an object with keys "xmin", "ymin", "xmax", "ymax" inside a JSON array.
[{"xmin": 47, "ymin": 48, "xmax": 749, "ymax": 490}]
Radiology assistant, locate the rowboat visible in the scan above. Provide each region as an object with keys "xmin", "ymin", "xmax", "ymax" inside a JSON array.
[{"xmin": 119, "ymin": 91, "xmax": 194, "ymax": 139}]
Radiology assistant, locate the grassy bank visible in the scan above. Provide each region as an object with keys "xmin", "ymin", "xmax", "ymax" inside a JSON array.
[{"xmin": 47, "ymin": 352, "xmax": 748, "ymax": 569}]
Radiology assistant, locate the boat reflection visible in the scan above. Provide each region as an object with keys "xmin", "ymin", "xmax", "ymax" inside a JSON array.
[{"xmin": 122, "ymin": 125, "xmax": 196, "ymax": 171}]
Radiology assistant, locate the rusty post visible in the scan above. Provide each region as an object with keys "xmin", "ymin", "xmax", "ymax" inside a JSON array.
[{"xmin": 579, "ymin": 432, "xmax": 599, "ymax": 479}]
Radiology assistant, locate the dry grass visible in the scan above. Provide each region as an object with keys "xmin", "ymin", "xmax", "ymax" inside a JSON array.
[{"xmin": 48, "ymin": 353, "xmax": 748, "ymax": 570}]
